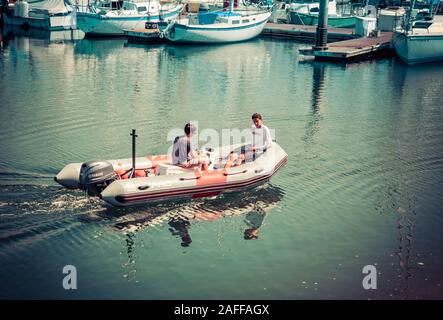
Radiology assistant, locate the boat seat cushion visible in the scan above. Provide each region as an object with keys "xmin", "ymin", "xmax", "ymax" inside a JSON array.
[{"xmin": 156, "ymin": 163, "xmax": 185, "ymax": 176}]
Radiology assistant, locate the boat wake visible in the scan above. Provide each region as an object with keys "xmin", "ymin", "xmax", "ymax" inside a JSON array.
[
  {"xmin": 0, "ymin": 181, "xmax": 285, "ymax": 259},
  {"xmin": 0, "ymin": 184, "xmax": 102, "ymax": 217}
]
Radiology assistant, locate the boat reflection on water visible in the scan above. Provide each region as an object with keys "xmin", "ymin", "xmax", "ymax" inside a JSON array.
[
  {"xmin": 1, "ymin": 25, "xmax": 85, "ymax": 44},
  {"xmin": 168, "ymin": 217, "xmax": 192, "ymax": 247},
  {"xmin": 110, "ymin": 184, "xmax": 284, "ymax": 280},
  {"xmin": 243, "ymin": 209, "xmax": 267, "ymax": 240},
  {"xmin": 97, "ymin": 184, "xmax": 285, "ymax": 245},
  {"xmin": 162, "ymin": 37, "xmax": 265, "ymax": 59},
  {"xmin": 302, "ymin": 61, "xmax": 326, "ymax": 150},
  {"xmin": 310, "ymin": 62, "xmax": 326, "ymax": 115}
]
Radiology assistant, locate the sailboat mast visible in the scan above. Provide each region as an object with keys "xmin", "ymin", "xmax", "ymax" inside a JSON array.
[
  {"xmin": 405, "ymin": 0, "xmax": 417, "ymax": 33},
  {"xmin": 429, "ymin": 0, "xmax": 436, "ymax": 19},
  {"xmin": 230, "ymin": 0, "xmax": 234, "ymax": 13}
]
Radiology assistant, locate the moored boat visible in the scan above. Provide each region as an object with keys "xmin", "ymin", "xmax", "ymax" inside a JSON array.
[
  {"xmin": 75, "ymin": 0, "xmax": 183, "ymax": 36},
  {"xmin": 1, "ymin": 0, "xmax": 77, "ymax": 31},
  {"xmin": 157, "ymin": 0, "xmax": 272, "ymax": 43},
  {"xmin": 392, "ymin": 0, "xmax": 443, "ymax": 64},
  {"xmin": 286, "ymin": 0, "xmax": 356, "ymax": 28},
  {"xmin": 392, "ymin": 19, "xmax": 443, "ymax": 64}
]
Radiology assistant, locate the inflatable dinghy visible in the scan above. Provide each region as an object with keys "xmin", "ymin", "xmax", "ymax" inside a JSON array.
[{"xmin": 55, "ymin": 132, "xmax": 287, "ymax": 207}]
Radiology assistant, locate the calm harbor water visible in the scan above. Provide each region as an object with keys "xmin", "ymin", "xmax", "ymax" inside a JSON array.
[{"xmin": 1, "ymin": 31, "xmax": 443, "ymax": 299}]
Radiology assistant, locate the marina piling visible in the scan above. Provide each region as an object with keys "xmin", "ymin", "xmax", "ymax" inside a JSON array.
[{"xmin": 314, "ymin": 0, "xmax": 329, "ymax": 51}]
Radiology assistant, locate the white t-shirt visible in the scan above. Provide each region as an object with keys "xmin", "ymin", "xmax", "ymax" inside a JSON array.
[
  {"xmin": 172, "ymin": 135, "xmax": 191, "ymax": 165},
  {"xmin": 251, "ymin": 124, "xmax": 272, "ymax": 153}
]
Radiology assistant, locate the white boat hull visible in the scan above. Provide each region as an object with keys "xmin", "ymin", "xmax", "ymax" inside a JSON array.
[
  {"xmin": 393, "ymin": 31, "xmax": 443, "ymax": 64},
  {"xmin": 55, "ymin": 143, "xmax": 288, "ymax": 207},
  {"xmin": 159, "ymin": 11, "xmax": 271, "ymax": 43},
  {"xmin": 76, "ymin": 6, "xmax": 183, "ymax": 36},
  {"xmin": 2, "ymin": 11, "xmax": 77, "ymax": 31}
]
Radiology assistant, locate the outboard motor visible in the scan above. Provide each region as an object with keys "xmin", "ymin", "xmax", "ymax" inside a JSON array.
[{"xmin": 79, "ymin": 160, "xmax": 118, "ymax": 196}]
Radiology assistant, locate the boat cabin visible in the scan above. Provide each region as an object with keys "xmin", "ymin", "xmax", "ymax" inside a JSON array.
[
  {"xmin": 121, "ymin": 1, "xmax": 160, "ymax": 14},
  {"xmin": 188, "ymin": 11, "xmax": 258, "ymax": 26},
  {"xmin": 286, "ymin": 0, "xmax": 337, "ymax": 16},
  {"xmin": 95, "ymin": 0, "xmax": 160, "ymax": 14}
]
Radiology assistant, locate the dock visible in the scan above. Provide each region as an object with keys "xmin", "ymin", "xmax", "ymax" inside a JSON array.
[
  {"xmin": 123, "ymin": 23, "xmax": 394, "ymax": 62},
  {"xmin": 300, "ymin": 32, "xmax": 394, "ymax": 61},
  {"xmin": 261, "ymin": 23, "xmax": 357, "ymax": 42},
  {"xmin": 124, "ymin": 28, "xmax": 166, "ymax": 44},
  {"xmin": 123, "ymin": 22, "xmax": 358, "ymax": 44}
]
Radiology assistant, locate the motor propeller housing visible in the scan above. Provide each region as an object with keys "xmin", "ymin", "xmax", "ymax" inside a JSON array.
[{"xmin": 79, "ymin": 160, "xmax": 118, "ymax": 196}]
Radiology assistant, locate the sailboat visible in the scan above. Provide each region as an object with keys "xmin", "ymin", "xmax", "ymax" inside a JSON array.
[
  {"xmin": 392, "ymin": 0, "xmax": 443, "ymax": 64},
  {"xmin": 157, "ymin": 0, "xmax": 272, "ymax": 43},
  {"xmin": 75, "ymin": 0, "xmax": 184, "ymax": 36}
]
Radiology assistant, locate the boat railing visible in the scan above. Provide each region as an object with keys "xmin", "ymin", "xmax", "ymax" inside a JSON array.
[
  {"xmin": 166, "ymin": 0, "xmax": 273, "ymax": 25},
  {"xmin": 74, "ymin": 4, "xmax": 99, "ymax": 14}
]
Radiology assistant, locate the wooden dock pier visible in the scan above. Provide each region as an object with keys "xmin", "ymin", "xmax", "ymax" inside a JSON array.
[
  {"xmin": 261, "ymin": 23, "xmax": 357, "ymax": 42},
  {"xmin": 300, "ymin": 32, "xmax": 394, "ymax": 61}
]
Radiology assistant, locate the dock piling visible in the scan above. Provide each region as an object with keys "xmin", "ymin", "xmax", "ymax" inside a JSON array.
[{"xmin": 314, "ymin": 0, "xmax": 329, "ymax": 51}]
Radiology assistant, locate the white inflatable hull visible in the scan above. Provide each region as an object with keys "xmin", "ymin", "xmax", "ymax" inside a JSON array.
[{"xmin": 55, "ymin": 143, "xmax": 288, "ymax": 207}]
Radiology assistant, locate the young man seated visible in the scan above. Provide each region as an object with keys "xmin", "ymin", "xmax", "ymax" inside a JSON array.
[
  {"xmin": 172, "ymin": 123, "xmax": 209, "ymax": 170},
  {"xmin": 225, "ymin": 113, "xmax": 272, "ymax": 169}
]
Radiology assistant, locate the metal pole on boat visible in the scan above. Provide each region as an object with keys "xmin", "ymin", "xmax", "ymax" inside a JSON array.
[
  {"xmin": 314, "ymin": 0, "xmax": 329, "ymax": 50},
  {"xmin": 429, "ymin": 0, "xmax": 435, "ymax": 19},
  {"xmin": 405, "ymin": 0, "xmax": 417, "ymax": 33},
  {"xmin": 229, "ymin": 0, "xmax": 234, "ymax": 13},
  {"xmin": 130, "ymin": 129, "xmax": 137, "ymax": 178}
]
